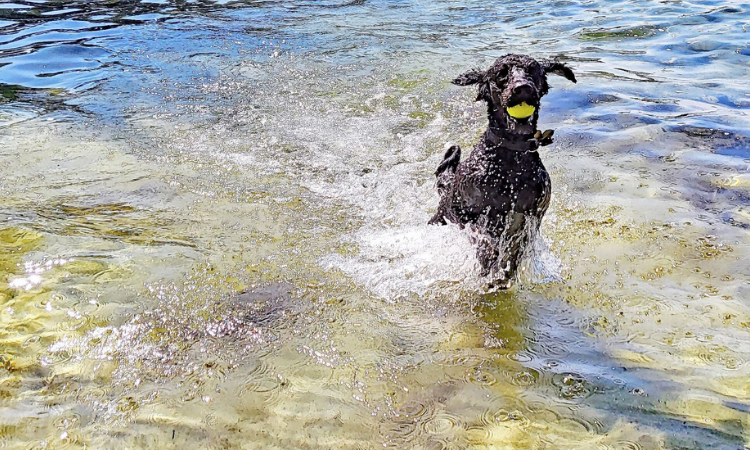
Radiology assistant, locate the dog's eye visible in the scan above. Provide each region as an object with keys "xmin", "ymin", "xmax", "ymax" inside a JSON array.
[{"xmin": 497, "ymin": 67, "xmax": 509, "ymax": 78}]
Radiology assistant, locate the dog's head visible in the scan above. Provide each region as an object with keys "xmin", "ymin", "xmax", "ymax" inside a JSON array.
[{"xmin": 453, "ymin": 54, "xmax": 576, "ymax": 137}]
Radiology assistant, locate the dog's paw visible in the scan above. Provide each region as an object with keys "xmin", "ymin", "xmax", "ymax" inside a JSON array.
[{"xmin": 488, "ymin": 278, "xmax": 513, "ymax": 290}]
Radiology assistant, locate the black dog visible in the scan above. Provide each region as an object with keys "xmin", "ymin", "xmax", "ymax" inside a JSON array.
[{"xmin": 429, "ymin": 54, "xmax": 576, "ymax": 288}]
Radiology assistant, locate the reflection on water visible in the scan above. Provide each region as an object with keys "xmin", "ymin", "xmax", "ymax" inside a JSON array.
[{"xmin": 1, "ymin": 0, "xmax": 750, "ymax": 449}]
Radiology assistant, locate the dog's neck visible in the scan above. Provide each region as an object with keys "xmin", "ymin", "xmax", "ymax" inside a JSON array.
[
  {"xmin": 483, "ymin": 104, "xmax": 540, "ymax": 152},
  {"xmin": 484, "ymin": 124, "xmax": 539, "ymax": 153}
]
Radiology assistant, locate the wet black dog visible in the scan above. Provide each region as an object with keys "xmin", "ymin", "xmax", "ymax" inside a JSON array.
[{"xmin": 429, "ymin": 54, "xmax": 576, "ymax": 288}]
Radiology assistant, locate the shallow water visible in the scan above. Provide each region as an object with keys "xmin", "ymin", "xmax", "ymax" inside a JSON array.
[{"xmin": 1, "ymin": 0, "xmax": 750, "ymax": 448}]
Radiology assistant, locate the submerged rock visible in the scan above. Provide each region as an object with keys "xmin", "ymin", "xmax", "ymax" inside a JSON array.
[{"xmin": 234, "ymin": 282, "xmax": 297, "ymax": 327}]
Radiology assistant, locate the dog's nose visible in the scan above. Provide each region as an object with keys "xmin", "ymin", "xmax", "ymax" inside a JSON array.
[{"xmin": 511, "ymin": 84, "xmax": 535, "ymax": 100}]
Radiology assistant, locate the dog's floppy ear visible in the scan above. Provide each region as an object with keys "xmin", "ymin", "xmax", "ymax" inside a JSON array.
[
  {"xmin": 452, "ymin": 69, "xmax": 490, "ymax": 102},
  {"xmin": 451, "ymin": 69, "xmax": 485, "ymax": 86},
  {"xmin": 542, "ymin": 61, "xmax": 577, "ymax": 83}
]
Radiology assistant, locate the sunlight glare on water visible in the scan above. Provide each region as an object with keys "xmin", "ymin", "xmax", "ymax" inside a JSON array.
[{"xmin": 1, "ymin": 0, "xmax": 750, "ymax": 449}]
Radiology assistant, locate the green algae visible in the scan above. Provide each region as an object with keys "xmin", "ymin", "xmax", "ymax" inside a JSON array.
[
  {"xmin": 387, "ymin": 78, "xmax": 422, "ymax": 90},
  {"xmin": 344, "ymin": 102, "xmax": 374, "ymax": 116},
  {"xmin": 579, "ymin": 26, "xmax": 658, "ymax": 40},
  {"xmin": 0, "ymin": 227, "xmax": 43, "ymax": 273},
  {"xmin": 21, "ymin": 201, "xmax": 196, "ymax": 247},
  {"xmin": 407, "ymin": 110, "xmax": 435, "ymax": 123},
  {"xmin": 0, "ymin": 84, "xmax": 22, "ymax": 102}
]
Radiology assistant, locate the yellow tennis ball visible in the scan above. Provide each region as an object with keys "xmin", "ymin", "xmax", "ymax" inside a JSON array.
[{"xmin": 506, "ymin": 102, "xmax": 536, "ymax": 119}]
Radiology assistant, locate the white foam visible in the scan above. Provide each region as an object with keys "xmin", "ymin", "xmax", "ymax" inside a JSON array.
[{"xmin": 322, "ymin": 223, "xmax": 483, "ymax": 299}]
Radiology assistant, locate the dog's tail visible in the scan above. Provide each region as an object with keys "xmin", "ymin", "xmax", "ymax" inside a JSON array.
[
  {"xmin": 435, "ymin": 145, "xmax": 461, "ymax": 178},
  {"xmin": 435, "ymin": 144, "xmax": 461, "ymax": 190},
  {"xmin": 429, "ymin": 145, "xmax": 461, "ymax": 226},
  {"xmin": 436, "ymin": 145, "xmax": 460, "ymax": 193}
]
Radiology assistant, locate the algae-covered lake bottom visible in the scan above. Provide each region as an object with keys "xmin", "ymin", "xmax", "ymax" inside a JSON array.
[{"xmin": 1, "ymin": 0, "xmax": 750, "ymax": 448}]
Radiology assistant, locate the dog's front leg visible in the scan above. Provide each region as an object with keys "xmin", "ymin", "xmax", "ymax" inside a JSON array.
[{"xmin": 475, "ymin": 234, "xmax": 499, "ymax": 277}]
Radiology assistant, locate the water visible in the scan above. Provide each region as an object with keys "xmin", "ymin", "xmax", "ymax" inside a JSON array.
[{"xmin": 1, "ymin": 0, "xmax": 749, "ymax": 448}]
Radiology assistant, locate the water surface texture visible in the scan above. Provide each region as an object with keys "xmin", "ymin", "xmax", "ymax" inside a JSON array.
[{"xmin": 1, "ymin": 0, "xmax": 750, "ymax": 448}]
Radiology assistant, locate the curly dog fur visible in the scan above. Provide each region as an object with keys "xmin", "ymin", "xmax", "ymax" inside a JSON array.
[{"xmin": 430, "ymin": 54, "xmax": 576, "ymax": 288}]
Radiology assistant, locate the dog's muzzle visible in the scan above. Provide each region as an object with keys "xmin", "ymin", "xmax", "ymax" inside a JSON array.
[{"xmin": 506, "ymin": 84, "xmax": 539, "ymax": 120}]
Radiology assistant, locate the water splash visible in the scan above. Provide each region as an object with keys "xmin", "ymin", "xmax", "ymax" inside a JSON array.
[
  {"xmin": 323, "ymin": 223, "xmax": 483, "ymax": 299},
  {"xmin": 323, "ymin": 221, "xmax": 563, "ymax": 299}
]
